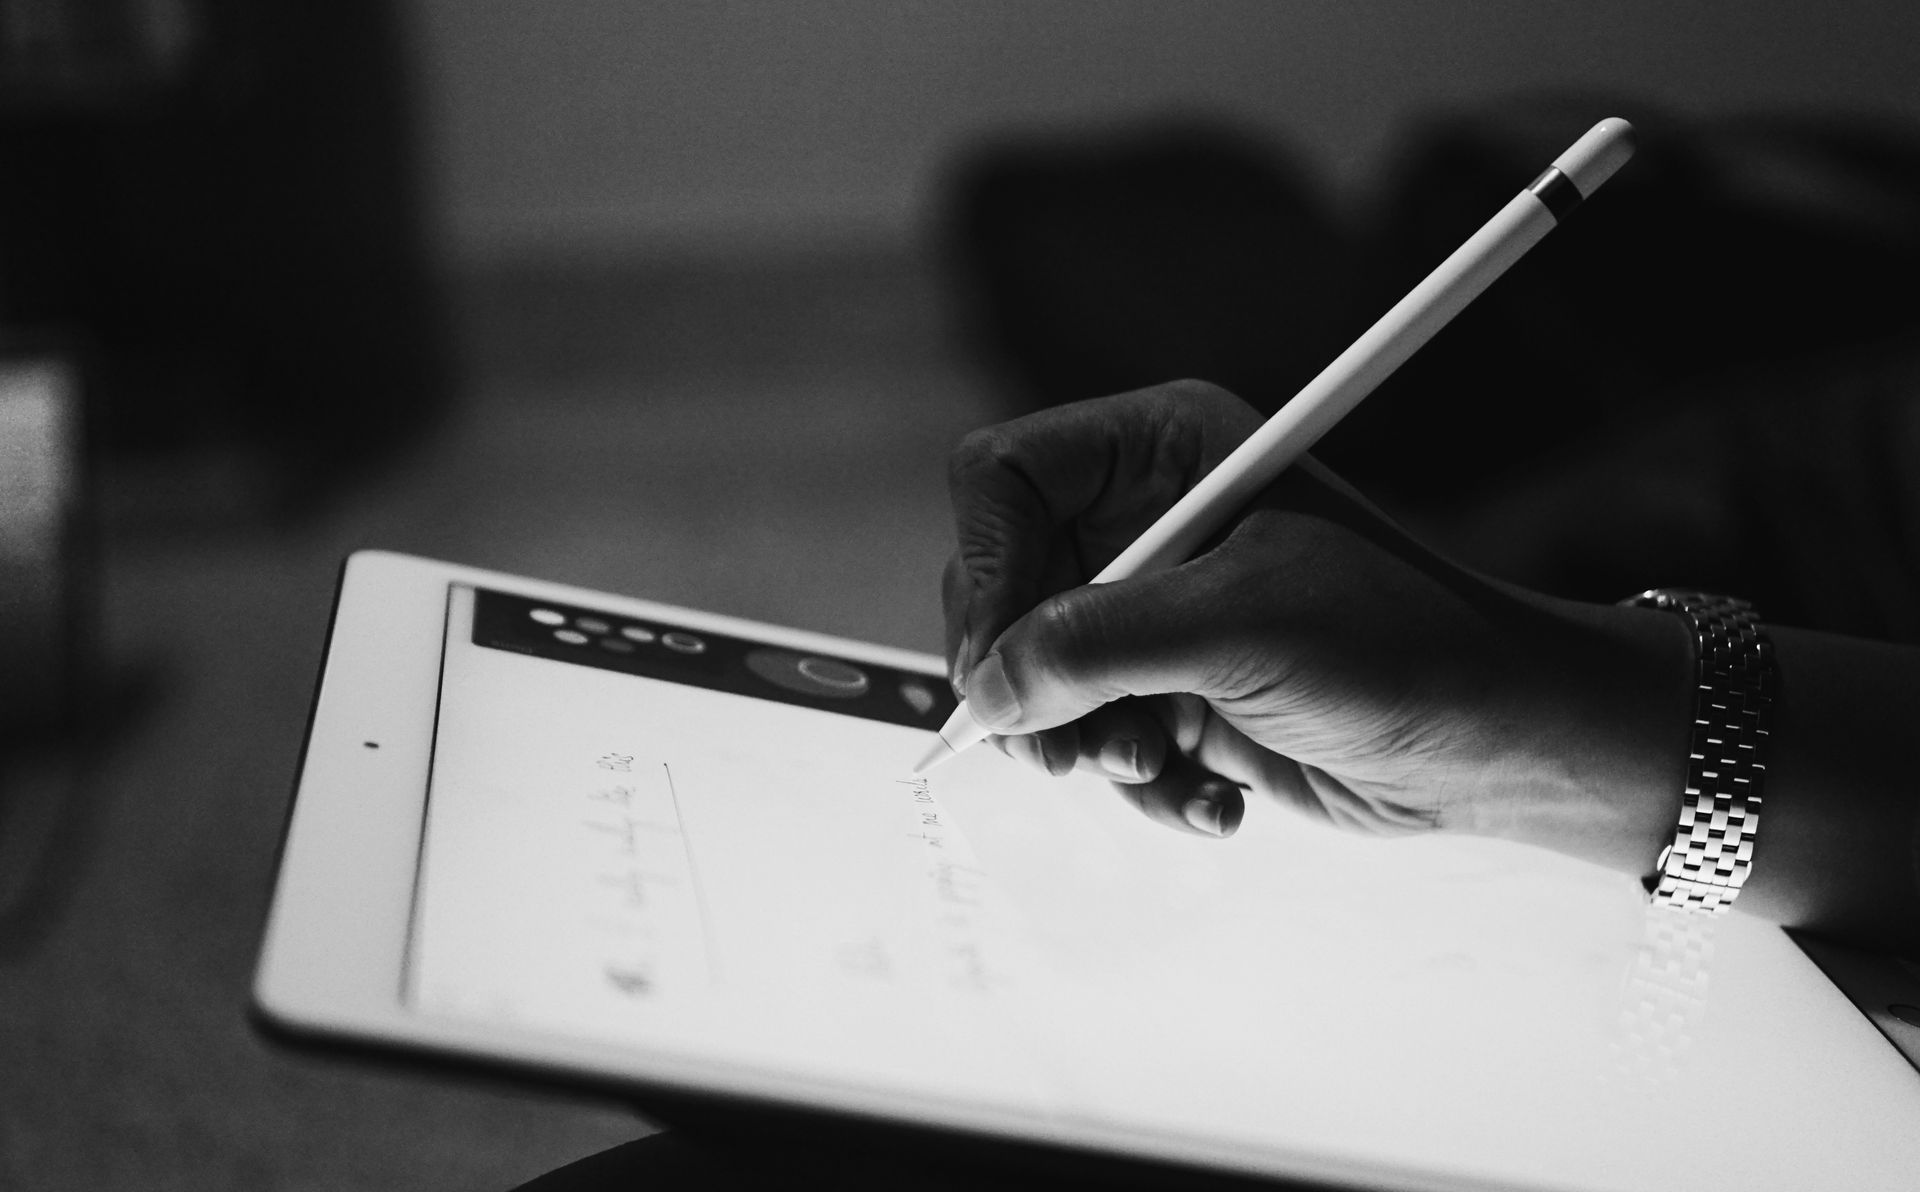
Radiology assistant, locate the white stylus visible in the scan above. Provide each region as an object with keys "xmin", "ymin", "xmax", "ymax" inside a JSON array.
[{"xmin": 913, "ymin": 117, "xmax": 1637, "ymax": 775}]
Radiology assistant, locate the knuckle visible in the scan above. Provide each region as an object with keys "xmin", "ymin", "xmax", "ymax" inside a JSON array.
[
  {"xmin": 1026, "ymin": 591, "xmax": 1116, "ymax": 685},
  {"xmin": 1162, "ymin": 377, "xmax": 1232, "ymax": 404},
  {"xmin": 946, "ymin": 427, "xmax": 1038, "ymax": 586},
  {"xmin": 953, "ymin": 506, "xmax": 1023, "ymax": 581},
  {"xmin": 947, "ymin": 423, "xmax": 1022, "ymax": 493},
  {"xmin": 1029, "ymin": 592, "xmax": 1092, "ymax": 654},
  {"xmin": 1160, "ymin": 378, "xmax": 1253, "ymax": 427}
]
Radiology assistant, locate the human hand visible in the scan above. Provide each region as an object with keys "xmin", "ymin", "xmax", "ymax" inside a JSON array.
[{"xmin": 943, "ymin": 381, "xmax": 1689, "ymax": 871}]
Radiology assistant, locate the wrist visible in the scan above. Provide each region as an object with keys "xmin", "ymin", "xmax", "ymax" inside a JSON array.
[{"xmin": 1468, "ymin": 591, "xmax": 1696, "ymax": 877}]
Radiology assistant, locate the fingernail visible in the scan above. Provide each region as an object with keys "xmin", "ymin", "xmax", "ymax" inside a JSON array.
[
  {"xmin": 949, "ymin": 629, "xmax": 972, "ymax": 698},
  {"xmin": 1039, "ymin": 735, "xmax": 1076, "ymax": 777},
  {"xmin": 1098, "ymin": 738, "xmax": 1141, "ymax": 781},
  {"xmin": 1006, "ymin": 734, "xmax": 1047, "ymax": 773},
  {"xmin": 1182, "ymin": 796, "xmax": 1225, "ymax": 837},
  {"xmin": 967, "ymin": 653, "xmax": 1020, "ymax": 731}
]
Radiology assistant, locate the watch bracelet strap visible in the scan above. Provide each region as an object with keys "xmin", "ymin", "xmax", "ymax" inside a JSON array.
[{"xmin": 1621, "ymin": 589, "xmax": 1774, "ymax": 914}]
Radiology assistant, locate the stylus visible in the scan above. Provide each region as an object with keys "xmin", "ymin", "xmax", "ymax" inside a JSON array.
[{"xmin": 913, "ymin": 117, "xmax": 1636, "ymax": 775}]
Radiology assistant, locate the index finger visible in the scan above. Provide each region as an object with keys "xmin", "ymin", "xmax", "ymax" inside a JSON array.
[{"xmin": 944, "ymin": 380, "xmax": 1263, "ymax": 684}]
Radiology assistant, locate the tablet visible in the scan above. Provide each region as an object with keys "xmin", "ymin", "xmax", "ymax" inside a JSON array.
[{"xmin": 255, "ymin": 550, "xmax": 1920, "ymax": 1191}]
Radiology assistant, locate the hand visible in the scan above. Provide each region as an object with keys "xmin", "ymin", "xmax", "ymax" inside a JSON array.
[{"xmin": 943, "ymin": 381, "xmax": 1690, "ymax": 873}]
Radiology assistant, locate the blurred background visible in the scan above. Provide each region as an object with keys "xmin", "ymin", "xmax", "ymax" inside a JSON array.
[{"xmin": 3, "ymin": 2, "xmax": 1920, "ymax": 1188}]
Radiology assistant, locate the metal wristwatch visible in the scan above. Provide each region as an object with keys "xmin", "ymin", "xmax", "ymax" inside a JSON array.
[{"xmin": 1621, "ymin": 589, "xmax": 1775, "ymax": 914}]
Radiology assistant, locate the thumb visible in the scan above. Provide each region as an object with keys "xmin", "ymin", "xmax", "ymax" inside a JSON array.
[{"xmin": 964, "ymin": 565, "xmax": 1239, "ymax": 736}]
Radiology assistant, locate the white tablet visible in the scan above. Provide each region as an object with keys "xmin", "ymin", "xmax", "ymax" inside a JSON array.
[{"xmin": 256, "ymin": 550, "xmax": 1920, "ymax": 1191}]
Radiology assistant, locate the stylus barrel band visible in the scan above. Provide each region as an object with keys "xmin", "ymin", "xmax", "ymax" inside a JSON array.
[{"xmin": 1527, "ymin": 167, "xmax": 1583, "ymax": 222}]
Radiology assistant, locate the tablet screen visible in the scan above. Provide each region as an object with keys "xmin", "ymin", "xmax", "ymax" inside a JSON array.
[
  {"xmin": 412, "ymin": 585, "xmax": 1065, "ymax": 1103},
  {"xmin": 400, "ymin": 579, "xmax": 1920, "ymax": 1187}
]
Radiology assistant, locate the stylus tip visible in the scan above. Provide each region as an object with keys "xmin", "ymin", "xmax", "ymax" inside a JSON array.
[{"xmin": 910, "ymin": 738, "xmax": 955, "ymax": 775}]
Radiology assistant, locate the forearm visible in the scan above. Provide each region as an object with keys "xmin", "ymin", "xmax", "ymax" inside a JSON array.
[
  {"xmin": 1497, "ymin": 603, "xmax": 1920, "ymax": 955},
  {"xmin": 1733, "ymin": 626, "xmax": 1920, "ymax": 956}
]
